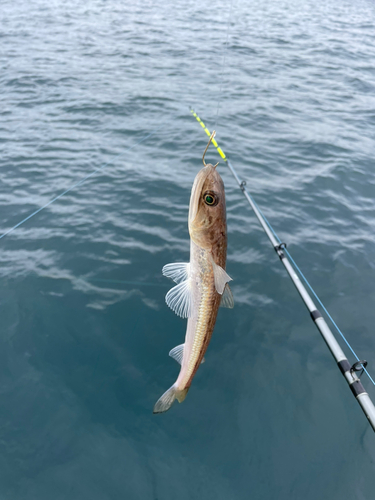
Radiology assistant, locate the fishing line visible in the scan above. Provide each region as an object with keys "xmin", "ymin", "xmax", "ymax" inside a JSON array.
[
  {"xmin": 191, "ymin": 108, "xmax": 375, "ymax": 387},
  {"xmin": 250, "ymin": 197, "xmax": 375, "ymax": 386},
  {"xmin": 0, "ymin": 124, "xmax": 166, "ymax": 241},
  {"xmin": 213, "ymin": 0, "xmax": 235, "ymax": 131}
]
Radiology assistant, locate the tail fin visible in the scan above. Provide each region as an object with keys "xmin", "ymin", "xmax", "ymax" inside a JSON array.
[{"xmin": 153, "ymin": 385, "xmax": 189, "ymax": 414}]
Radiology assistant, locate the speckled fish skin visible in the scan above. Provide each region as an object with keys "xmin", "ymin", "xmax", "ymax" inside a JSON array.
[
  {"xmin": 177, "ymin": 165, "xmax": 227, "ymax": 388},
  {"xmin": 153, "ymin": 163, "xmax": 231, "ymax": 414}
]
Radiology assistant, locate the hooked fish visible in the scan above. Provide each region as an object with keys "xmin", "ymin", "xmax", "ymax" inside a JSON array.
[{"xmin": 153, "ymin": 131, "xmax": 234, "ymax": 414}]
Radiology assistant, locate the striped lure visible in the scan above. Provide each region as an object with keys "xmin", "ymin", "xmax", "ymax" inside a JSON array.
[{"xmin": 153, "ymin": 132, "xmax": 234, "ymax": 414}]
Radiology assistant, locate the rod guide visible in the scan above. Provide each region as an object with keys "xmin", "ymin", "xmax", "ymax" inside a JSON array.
[{"xmin": 351, "ymin": 360, "xmax": 368, "ymax": 379}]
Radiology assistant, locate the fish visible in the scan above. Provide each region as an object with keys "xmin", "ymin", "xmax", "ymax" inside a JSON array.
[{"xmin": 153, "ymin": 131, "xmax": 234, "ymax": 414}]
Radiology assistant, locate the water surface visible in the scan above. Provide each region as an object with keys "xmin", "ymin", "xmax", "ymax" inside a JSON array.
[{"xmin": 1, "ymin": 0, "xmax": 375, "ymax": 498}]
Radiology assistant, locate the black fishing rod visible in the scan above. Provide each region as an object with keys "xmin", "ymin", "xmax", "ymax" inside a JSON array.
[{"xmin": 191, "ymin": 109, "xmax": 375, "ymax": 432}]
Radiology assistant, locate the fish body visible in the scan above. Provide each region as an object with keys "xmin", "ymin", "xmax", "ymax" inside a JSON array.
[{"xmin": 153, "ymin": 160, "xmax": 233, "ymax": 414}]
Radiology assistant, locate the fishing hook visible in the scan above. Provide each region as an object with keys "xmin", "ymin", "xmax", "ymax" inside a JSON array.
[{"xmin": 202, "ymin": 130, "xmax": 219, "ymax": 168}]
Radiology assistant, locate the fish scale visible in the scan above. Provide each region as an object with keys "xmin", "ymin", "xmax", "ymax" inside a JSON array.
[{"xmin": 184, "ymin": 263, "xmax": 216, "ymax": 385}]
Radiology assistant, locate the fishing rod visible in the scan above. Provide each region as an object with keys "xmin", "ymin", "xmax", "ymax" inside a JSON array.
[{"xmin": 190, "ymin": 108, "xmax": 375, "ymax": 432}]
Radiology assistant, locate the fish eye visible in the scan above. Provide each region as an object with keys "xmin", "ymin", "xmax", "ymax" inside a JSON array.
[{"xmin": 203, "ymin": 191, "xmax": 218, "ymax": 206}]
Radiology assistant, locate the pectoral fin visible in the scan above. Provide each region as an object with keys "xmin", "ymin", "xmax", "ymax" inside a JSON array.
[
  {"xmin": 162, "ymin": 262, "xmax": 190, "ymax": 284},
  {"xmin": 220, "ymin": 283, "xmax": 234, "ymax": 308},
  {"xmin": 165, "ymin": 279, "xmax": 192, "ymax": 318},
  {"xmin": 211, "ymin": 257, "xmax": 232, "ymax": 294}
]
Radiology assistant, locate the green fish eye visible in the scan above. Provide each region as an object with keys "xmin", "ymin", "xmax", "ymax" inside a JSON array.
[{"xmin": 203, "ymin": 192, "xmax": 218, "ymax": 206}]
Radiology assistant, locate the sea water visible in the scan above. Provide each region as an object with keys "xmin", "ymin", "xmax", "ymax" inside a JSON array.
[{"xmin": 1, "ymin": 0, "xmax": 375, "ymax": 498}]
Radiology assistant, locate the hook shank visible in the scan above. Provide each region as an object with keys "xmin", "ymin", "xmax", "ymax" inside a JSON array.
[{"xmin": 202, "ymin": 130, "xmax": 219, "ymax": 168}]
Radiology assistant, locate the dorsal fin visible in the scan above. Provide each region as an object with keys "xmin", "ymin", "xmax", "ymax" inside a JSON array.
[
  {"xmin": 220, "ymin": 283, "xmax": 234, "ymax": 308},
  {"xmin": 210, "ymin": 257, "xmax": 232, "ymax": 294}
]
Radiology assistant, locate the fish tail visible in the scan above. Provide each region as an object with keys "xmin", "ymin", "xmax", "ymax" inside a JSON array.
[
  {"xmin": 153, "ymin": 385, "xmax": 189, "ymax": 414},
  {"xmin": 176, "ymin": 387, "xmax": 189, "ymax": 403}
]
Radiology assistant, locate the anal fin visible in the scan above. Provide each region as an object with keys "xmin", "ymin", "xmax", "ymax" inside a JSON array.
[
  {"xmin": 169, "ymin": 344, "xmax": 204, "ymax": 364},
  {"xmin": 169, "ymin": 344, "xmax": 184, "ymax": 365}
]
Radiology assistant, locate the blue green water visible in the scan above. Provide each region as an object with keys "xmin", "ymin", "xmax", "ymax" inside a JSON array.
[{"xmin": 1, "ymin": 0, "xmax": 375, "ymax": 497}]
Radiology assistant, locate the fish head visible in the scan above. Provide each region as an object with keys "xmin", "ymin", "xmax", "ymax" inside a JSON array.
[{"xmin": 188, "ymin": 164, "xmax": 226, "ymax": 249}]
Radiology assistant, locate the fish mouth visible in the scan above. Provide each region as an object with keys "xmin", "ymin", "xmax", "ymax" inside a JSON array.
[{"xmin": 188, "ymin": 165, "xmax": 220, "ymax": 224}]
